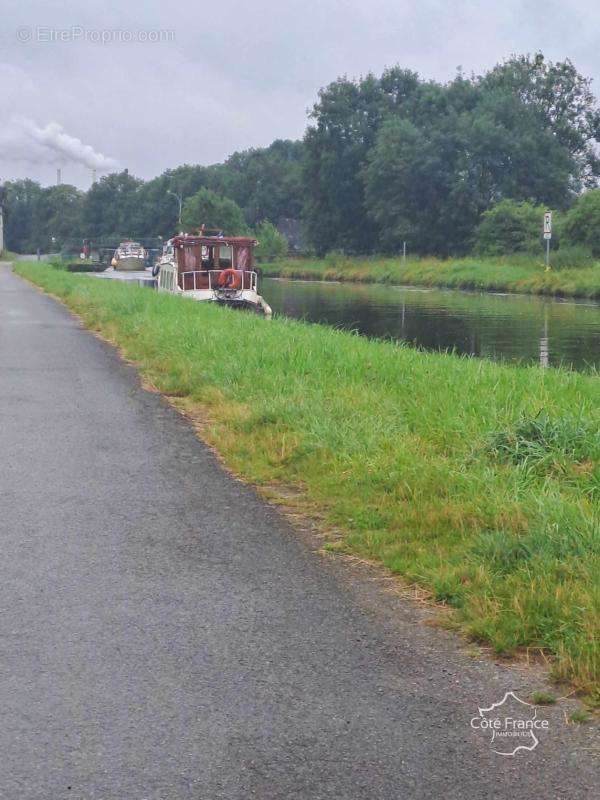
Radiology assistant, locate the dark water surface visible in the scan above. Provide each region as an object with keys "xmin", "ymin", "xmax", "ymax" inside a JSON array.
[{"xmin": 261, "ymin": 278, "xmax": 600, "ymax": 371}]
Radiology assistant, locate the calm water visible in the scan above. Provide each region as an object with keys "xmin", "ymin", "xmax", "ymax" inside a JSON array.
[{"xmin": 261, "ymin": 278, "xmax": 600, "ymax": 371}]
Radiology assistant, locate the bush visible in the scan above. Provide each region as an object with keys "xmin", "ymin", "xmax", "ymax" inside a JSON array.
[
  {"xmin": 473, "ymin": 200, "xmax": 547, "ymax": 256},
  {"xmin": 48, "ymin": 255, "xmax": 68, "ymax": 270},
  {"xmin": 324, "ymin": 250, "xmax": 351, "ymax": 268},
  {"xmin": 550, "ymin": 245, "xmax": 595, "ymax": 270},
  {"xmin": 561, "ymin": 189, "xmax": 600, "ymax": 256},
  {"xmin": 254, "ymin": 221, "xmax": 288, "ymax": 262}
]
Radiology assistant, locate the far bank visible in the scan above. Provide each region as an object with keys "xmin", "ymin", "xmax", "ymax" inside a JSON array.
[{"xmin": 261, "ymin": 255, "xmax": 600, "ymax": 300}]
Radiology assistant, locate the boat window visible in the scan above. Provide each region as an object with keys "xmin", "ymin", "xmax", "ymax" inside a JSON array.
[
  {"xmin": 236, "ymin": 245, "xmax": 251, "ymax": 269},
  {"xmin": 218, "ymin": 246, "xmax": 232, "ymax": 268},
  {"xmin": 182, "ymin": 245, "xmax": 200, "ymax": 270}
]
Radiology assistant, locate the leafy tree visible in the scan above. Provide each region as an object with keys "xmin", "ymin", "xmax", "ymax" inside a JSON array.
[
  {"xmin": 305, "ymin": 56, "xmax": 597, "ymax": 255},
  {"xmin": 473, "ymin": 200, "xmax": 546, "ymax": 255},
  {"xmin": 219, "ymin": 139, "xmax": 304, "ymax": 226},
  {"xmin": 3, "ymin": 180, "xmax": 84, "ymax": 252},
  {"xmin": 303, "ymin": 68, "xmax": 421, "ymax": 254},
  {"xmin": 135, "ymin": 174, "xmax": 183, "ymax": 238},
  {"xmin": 181, "ymin": 188, "xmax": 248, "ymax": 235},
  {"xmin": 254, "ymin": 221, "xmax": 288, "ymax": 262},
  {"xmin": 561, "ymin": 189, "xmax": 600, "ymax": 255},
  {"xmin": 364, "ymin": 117, "xmax": 475, "ymax": 254},
  {"xmin": 464, "ymin": 89, "xmax": 574, "ymax": 209},
  {"xmin": 37, "ymin": 185, "xmax": 84, "ymax": 250},
  {"xmin": 480, "ymin": 53, "xmax": 600, "ymax": 186},
  {"xmin": 363, "ymin": 75, "xmax": 576, "ymax": 255},
  {"xmin": 3, "ymin": 179, "xmax": 45, "ymax": 252},
  {"xmin": 363, "ymin": 90, "xmax": 571, "ymax": 255},
  {"xmin": 81, "ymin": 170, "xmax": 144, "ymax": 240}
]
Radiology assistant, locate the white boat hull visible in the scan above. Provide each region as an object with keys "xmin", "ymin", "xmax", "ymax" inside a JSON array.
[{"xmin": 160, "ymin": 285, "xmax": 272, "ymax": 316}]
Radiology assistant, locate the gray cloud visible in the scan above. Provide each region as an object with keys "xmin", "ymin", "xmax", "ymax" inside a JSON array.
[{"xmin": 1, "ymin": 0, "xmax": 599, "ymax": 187}]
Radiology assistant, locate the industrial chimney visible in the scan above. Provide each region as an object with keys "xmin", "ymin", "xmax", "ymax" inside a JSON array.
[{"xmin": 56, "ymin": 168, "xmax": 62, "ymax": 185}]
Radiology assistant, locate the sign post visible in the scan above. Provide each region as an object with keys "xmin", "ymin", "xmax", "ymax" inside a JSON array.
[{"xmin": 543, "ymin": 211, "xmax": 552, "ymax": 270}]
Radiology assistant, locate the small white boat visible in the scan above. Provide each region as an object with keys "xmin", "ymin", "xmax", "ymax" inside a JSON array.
[
  {"xmin": 111, "ymin": 241, "xmax": 147, "ymax": 272},
  {"xmin": 154, "ymin": 233, "xmax": 272, "ymax": 316}
]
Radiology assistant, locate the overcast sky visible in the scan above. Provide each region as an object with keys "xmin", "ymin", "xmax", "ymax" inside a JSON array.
[{"xmin": 1, "ymin": 0, "xmax": 599, "ymax": 188}]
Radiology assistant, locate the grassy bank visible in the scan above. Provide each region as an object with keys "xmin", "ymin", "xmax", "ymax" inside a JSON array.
[
  {"xmin": 262, "ymin": 254, "xmax": 600, "ymax": 299},
  {"xmin": 15, "ymin": 261, "xmax": 600, "ymax": 697}
]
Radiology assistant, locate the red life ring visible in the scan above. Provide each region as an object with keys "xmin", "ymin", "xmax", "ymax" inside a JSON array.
[{"xmin": 217, "ymin": 269, "xmax": 241, "ymax": 289}]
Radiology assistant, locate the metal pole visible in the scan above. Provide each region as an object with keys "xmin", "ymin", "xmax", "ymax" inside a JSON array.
[
  {"xmin": 167, "ymin": 191, "xmax": 183, "ymax": 227},
  {"xmin": 545, "ymin": 237, "xmax": 550, "ymax": 270},
  {"xmin": 403, "ymin": 241, "xmax": 407, "ymax": 264}
]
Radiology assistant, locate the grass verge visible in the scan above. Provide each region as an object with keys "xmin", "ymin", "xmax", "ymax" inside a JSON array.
[
  {"xmin": 262, "ymin": 254, "xmax": 600, "ymax": 299},
  {"xmin": 15, "ymin": 261, "xmax": 600, "ymax": 694}
]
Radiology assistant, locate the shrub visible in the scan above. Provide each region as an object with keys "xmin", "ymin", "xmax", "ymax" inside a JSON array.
[
  {"xmin": 254, "ymin": 221, "xmax": 288, "ymax": 262},
  {"xmin": 48, "ymin": 255, "xmax": 67, "ymax": 270},
  {"xmin": 324, "ymin": 250, "xmax": 349, "ymax": 268},
  {"xmin": 473, "ymin": 200, "xmax": 547, "ymax": 256},
  {"xmin": 561, "ymin": 189, "xmax": 600, "ymax": 256},
  {"xmin": 550, "ymin": 245, "xmax": 595, "ymax": 270}
]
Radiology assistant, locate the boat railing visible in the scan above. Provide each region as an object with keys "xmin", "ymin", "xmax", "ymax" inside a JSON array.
[{"xmin": 180, "ymin": 269, "xmax": 257, "ymax": 292}]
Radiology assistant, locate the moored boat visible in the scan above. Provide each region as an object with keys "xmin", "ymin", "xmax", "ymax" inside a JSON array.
[
  {"xmin": 111, "ymin": 241, "xmax": 147, "ymax": 272},
  {"xmin": 154, "ymin": 233, "xmax": 272, "ymax": 316}
]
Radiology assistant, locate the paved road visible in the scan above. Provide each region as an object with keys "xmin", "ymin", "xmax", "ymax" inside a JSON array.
[{"xmin": 1, "ymin": 263, "xmax": 597, "ymax": 799}]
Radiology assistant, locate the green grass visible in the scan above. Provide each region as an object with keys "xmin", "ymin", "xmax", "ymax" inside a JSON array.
[
  {"xmin": 570, "ymin": 709, "xmax": 591, "ymax": 724},
  {"xmin": 531, "ymin": 691, "xmax": 557, "ymax": 705},
  {"xmin": 262, "ymin": 254, "xmax": 600, "ymax": 299},
  {"xmin": 15, "ymin": 261, "xmax": 600, "ymax": 693}
]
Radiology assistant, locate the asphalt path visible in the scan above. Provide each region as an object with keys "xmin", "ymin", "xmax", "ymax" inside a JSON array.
[{"xmin": 0, "ymin": 263, "xmax": 597, "ymax": 799}]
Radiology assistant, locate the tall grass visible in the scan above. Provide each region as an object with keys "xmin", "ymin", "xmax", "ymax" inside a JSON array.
[
  {"xmin": 262, "ymin": 254, "xmax": 600, "ymax": 299},
  {"xmin": 16, "ymin": 262, "xmax": 600, "ymax": 694}
]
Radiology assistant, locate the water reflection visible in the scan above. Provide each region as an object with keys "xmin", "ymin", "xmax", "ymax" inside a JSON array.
[{"xmin": 261, "ymin": 278, "xmax": 600, "ymax": 371}]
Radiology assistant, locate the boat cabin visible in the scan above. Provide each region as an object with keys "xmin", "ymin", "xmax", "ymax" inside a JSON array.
[{"xmin": 169, "ymin": 234, "xmax": 258, "ymax": 291}]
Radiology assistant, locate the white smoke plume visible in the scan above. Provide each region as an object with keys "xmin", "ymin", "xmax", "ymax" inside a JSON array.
[{"xmin": 0, "ymin": 116, "xmax": 119, "ymax": 171}]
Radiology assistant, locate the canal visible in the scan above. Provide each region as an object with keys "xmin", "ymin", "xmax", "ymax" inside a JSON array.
[{"xmin": 261, "ymin": 278, "xmax": 600, "ymax": 371}]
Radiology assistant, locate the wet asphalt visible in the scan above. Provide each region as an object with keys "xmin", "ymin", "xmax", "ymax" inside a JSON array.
[{"xmin": 0, "ymin": 263, "xmax": 597, "ymax": 799}]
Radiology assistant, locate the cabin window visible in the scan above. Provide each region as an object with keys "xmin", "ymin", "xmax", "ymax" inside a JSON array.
[
  {"xmin": 236, "ymin": 246, "xmax": 251, "ymax": 269},
  {"xmin": 182, "ymin": 245, "xmax": 200, "ymax": 270},
  {"xmin": 218, "ymin": 246, "xmax": 232, "ymax": 268},
  {"xmin": 201, "ymin": 245, "xmax": 214, "ymax": 269}
]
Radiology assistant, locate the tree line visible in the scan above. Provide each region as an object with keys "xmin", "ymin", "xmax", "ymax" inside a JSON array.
[
  {"xmin": 4, "ymin": 53, "xmax": 600, "ymax": 259},
  {"xmin": 3, "ymin": 139, "xmax": 303, "ymax": 255}
]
